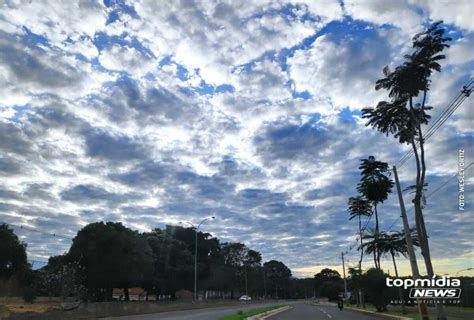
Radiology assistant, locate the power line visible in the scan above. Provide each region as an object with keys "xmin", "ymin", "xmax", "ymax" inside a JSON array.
[
  {"xmin": 385, "ymin": 161, "xmax": 473, "ymax": 231},
  {"xmin": 2, "ymin": 222, "xmax": 73, "ymax": 240},
  {"xmin": 395, "ymin": 79, "xmax": 473, "ymax": 169}
]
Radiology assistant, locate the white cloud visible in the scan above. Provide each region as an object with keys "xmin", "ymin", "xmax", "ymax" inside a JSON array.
[
  {"xmin": 415, "ymin": 0, "xmax": 474, "ymax": 32},
  {"xmin": 98, "ymin": 44, "xmax": 157, "ymax": 76},
  {"xmin": 344, "ymin": 0, "xmax": 423, "ymax": 34},
  {"xmin": 288, "ymin": 31, "xmax": 389, "ymax": 110}
]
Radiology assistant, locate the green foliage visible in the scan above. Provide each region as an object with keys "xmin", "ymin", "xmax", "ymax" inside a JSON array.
[
  {"xmin": 313, "ymin": 268, "xmax": 343, "ymax": 301},
  {"xmin": 347, "ymin": 196, "xmax": 372, "ymax": 220},
  {"xmin": 219, "ymin": 305, "xmax": 286, "ymax": 320},
  {"xmin": 264, "ymin": 260, "xmax": 292, "ymax": 298},
  {"xmin": 68, "ymin": 222, "xmax": 154, "ymax": 301},
  {"xmin": 0, "ymin": 224, "xmax": 29, "ymax": 279},
  {"xmin": 143, "ymin": 229, "xmax": 194, "ymax": 295},
  {"xmin": 38, "ymin": 257, "xmax": 85, "ymax": 299},
  {"xmin": 357, "ymin": 157, "xmax": 393, "ymax": 205},
  {"xmin": 360, "ymin": 268, "xmax": 392, "ymax": 312},
  {"xmin": 22, "ymin": 286, "xmax": 37, "ymax": 303}
]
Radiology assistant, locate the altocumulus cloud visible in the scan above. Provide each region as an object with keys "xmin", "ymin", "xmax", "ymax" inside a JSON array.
[{"xmin": 0, "ymin": 0, "xmax": 472, "ymax": 276}]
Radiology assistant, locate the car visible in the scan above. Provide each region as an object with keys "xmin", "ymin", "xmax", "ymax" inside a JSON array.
[{"xmin": 239, "ymin": 295, "xmax": 252, "ymax": 301}]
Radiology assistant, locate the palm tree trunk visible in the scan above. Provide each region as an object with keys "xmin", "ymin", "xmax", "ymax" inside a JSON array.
[
  {"xmin": 391, "ymin": 250, "xmax": 406, "ymax": 314},
  {"xmin": 359, "ymin": 215, "xmax": 364, "ymax": 268},
  {"xmin": 409, "ymin": 96, "xmax": 446, "ymax": 320},
  {"xmin": 358, "ymin": 215, "xmax": 364, "ymax": 307},
  {"xmin": 373, "ymin": 250, "xmax": 377, "ymax": 269},
  {"xmin": 374, "ymin": 204, "xmax": 380, "ymax": 269}
]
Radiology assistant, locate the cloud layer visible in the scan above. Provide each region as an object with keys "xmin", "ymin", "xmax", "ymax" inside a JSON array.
[{"xmin": 0, "ymin": 0, "xmax": 472, "ymax": 276}]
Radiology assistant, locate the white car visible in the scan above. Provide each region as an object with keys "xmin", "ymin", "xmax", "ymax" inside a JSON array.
[{"xmin": 239, "ymin": 295, "xmax": 252, "ymax": 301}]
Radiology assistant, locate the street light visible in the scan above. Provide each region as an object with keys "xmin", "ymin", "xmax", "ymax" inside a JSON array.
[
  {"xmin": 179, "ymin": 216, "xmax": 215, "ymax": 301},
  {"xmin": 456, "ymin": 268, "xmax": 473, "ymax": 276}
]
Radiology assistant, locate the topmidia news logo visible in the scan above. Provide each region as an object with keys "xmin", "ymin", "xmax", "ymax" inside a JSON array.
[{"xmin": 386, "ymin": 276, "xmax": 462, "ymax": 299}]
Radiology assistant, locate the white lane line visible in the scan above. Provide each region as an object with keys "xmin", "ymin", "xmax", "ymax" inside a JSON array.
[{"xmin": 317, "ymin": 307, "xmax": 332, "ymax": 319}]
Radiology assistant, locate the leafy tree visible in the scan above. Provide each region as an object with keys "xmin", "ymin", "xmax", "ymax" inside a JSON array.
[
  {"xmin": 360, "ymin": 268, "xmax": 392, "ymax": 312},
  {"xmin": 39, "ymin": 256, "xmax": 84, "ymax": 301},
  {"xmin": 0, "ymin": 224, "xmax": 28, "ymax": 279},
  {"xmin": 313, "ymin": 268, "xmax": 343, "ymax": 300},
  {"xmin": 357, "ymin": 156, "xmax": 393, "ymax": 268},
  {"xmin": 68, "ymin": 222, "xmax": 154, "ymax": 301},
  {"xmin": 263, "ymin": 260, "xmax": 291, "ymax": 298},
  {"xmin": 219, "ymin": 243, "xmax": 261, "ymax": 296},
  {"xmin": 362, "ymin": 22, "xmax": 451, "ymax": 319},
  {"xmin": 143, "ymin": 229, "xmax": 193, "ymax": 298},
  {"xmin": 163, "ymin": 225, "xmax": 220, "ymax": 285},
  {"xmin": 348, "ymin": 196, "xmax": 372, "ymax": 269}
]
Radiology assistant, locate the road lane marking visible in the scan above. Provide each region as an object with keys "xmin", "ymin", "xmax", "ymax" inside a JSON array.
[{"xmin": 316, "ymin": 307, "xmax": 333, "ymax": 319}]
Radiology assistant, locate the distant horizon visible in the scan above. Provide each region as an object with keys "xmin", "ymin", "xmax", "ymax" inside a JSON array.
[{"xmin": 0, "ymin": 1, "xmax": 472, "ymax": 283}]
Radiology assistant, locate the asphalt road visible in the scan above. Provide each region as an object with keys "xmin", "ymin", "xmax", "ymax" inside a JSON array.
[
  {"xmin": 270, "ymin": 302, "xmax": 389, "ymax": 320},
  {"xmin": 104, "ymin": 301, "xmax": 286, "ymax": 320},
  {"xmin": 105, "ymin": 301, "xmax": 392, "ymax": 320}
]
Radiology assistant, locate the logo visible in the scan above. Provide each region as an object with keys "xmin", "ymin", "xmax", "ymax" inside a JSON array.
[
  {"xmin": 386, "ymin": 276, "xmax": 462, "ymax": 300},
  {"xmin": 408, "ymin": 288, "xmax": 461, "ymax": 299}
]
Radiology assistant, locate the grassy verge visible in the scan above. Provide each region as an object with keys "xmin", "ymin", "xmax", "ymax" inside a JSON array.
[
  {"xmin": 219, "ymin": 305, "xmax": 287, "ymax": 320},
  {"xmin": 347, "ymin": 304, "xmax": 474, "ymax": 320}
]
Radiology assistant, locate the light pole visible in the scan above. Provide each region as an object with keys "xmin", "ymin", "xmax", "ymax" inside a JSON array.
[
  {"xmin": 456, "ymin": 268, "xmax": 473, "ymax": 276},
  {"xmin": 179, "ymin": 216, "xmax": 215, "ymax": 301},
  {"xmin": 341, "ymin": 252, "xmax": 348, "ymax": 302}
]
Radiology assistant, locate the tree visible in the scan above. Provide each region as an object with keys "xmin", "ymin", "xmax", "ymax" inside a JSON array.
[
  {"xmin": 39, "ymin": 256, "xmax": 84, "ymax": 301},
  {"xmin": 359, "ymin": 229, "xmax": 380, "ymax": 269},
  {"xmin": 357, "ymin": 157, "xmax": 393, "ymax": 268},
  {"xmin": 263, "ymin": 260, "xmax": 291, "ymax": 298},
  {"xmin": 379, "ymin": 230, "xmax": 419, "ymax": 278},
  {"xmin": 68, "ymin": 222, "xmax": 154, "ymax": 301},
  {"xmin": 360, "ymin": 268, "xmax": 392, "ymax": 312},
  {"xmin": 347, "ymin": 196, "xmax": 372, "ymax": 269},
  {"xmin": 313, "ymin": 268, "xmax": 343, "ymax": 301},
  {"xmin": 163, "ymin": 225, "xmax": 220, "ymax": 285},
  {"xmin": 379, "ymin": 230, "xmax": 419, "ymax": 314},
  {"xmin": 219, "ymin": 243, "xmax": 261, "ymax": 296},
  {"xmin": 362, "ymin": 21, "xmax": 451, "ymax": 319},
  {"xmin": 0, "ymin": 224, "xmax": 28, "ymax": 279},
  {"xmin": 143, "ymin": 229, "xmax": 193, "ymax": 298}
]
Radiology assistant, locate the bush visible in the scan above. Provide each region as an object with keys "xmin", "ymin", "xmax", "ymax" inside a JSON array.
[
  {"xmin": 23, "ymin": 287, "xmax": 37, "ymax": 303},
  {"xmin": 360, "ymin": 268, "xmax": 391, "ymax": 312}
]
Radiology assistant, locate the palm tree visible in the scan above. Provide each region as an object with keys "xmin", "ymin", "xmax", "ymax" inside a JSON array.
[
  {"xmin": 379, "ymin": 230, "xmax": 420, "ymax": 315},
  {"xmin": 379, "ymin": 230, "xmax": 419, "ymax": 279},
  {"xmin": 357, "ymin": 157, "xmax": 393, "ymax": 268},
  {"xmin": 359, "ymin": 229, "xmax": 381, "ymax": 269},
  {"xmin": 347, "ymin": 196, "xmax": 372, "ymax": 270},
  {"xmin": 362, "ymin": 22, "xmax": 450, "ymax": 319}
]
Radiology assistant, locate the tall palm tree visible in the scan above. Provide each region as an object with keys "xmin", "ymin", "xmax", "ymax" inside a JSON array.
[
  {"xmin": 379, "ymin": 230, "xmax": 420, "ymax": 315},
  {"xmin": 362, "ymin": 22, "xmax": 450, "ymax": 319},
  {"xmin": 357, "ymin": 157, "xmax": 393, "ymax": 268},
  {"xmin": 359, "ymin": 229, "xmax": 381, "ymax": 269},
  {"xmin": 347, "ymin": 196, "xmax": 372, "ymax": 270},
  {"xmin": 379, "ymin": 230, "xmax": 419, "ymax": 278}
]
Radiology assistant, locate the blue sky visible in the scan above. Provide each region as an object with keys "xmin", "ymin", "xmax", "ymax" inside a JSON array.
[{"xmin": 0, "ymin": 0, "xmax": 472, "ymax": 277}]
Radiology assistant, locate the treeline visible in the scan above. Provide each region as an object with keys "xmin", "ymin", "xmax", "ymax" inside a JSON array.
[{"xmin": 1, "ymin": 222, "xmax": 307, "ymax": 301}]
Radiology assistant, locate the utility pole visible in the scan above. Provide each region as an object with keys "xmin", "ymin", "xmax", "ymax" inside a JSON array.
[
  {"xmin": 393, "ymin": 166, "xmax": 429, "ymax": 320},
  {"xmin": 341, "ymin": 252, "xmax": 348, "ymax": 302},
  {"xmin": 180, "ymin": 216, "xmax": 215, "ymax": 301}
]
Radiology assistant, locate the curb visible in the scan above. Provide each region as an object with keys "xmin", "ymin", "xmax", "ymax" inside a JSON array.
[
  {"xmin": 346, "ymin": 306, "xmax": 413, "ymax": 320},
  {"xmin": 246, "ymin": 305, "xmax": 291, "ymax": 320}
]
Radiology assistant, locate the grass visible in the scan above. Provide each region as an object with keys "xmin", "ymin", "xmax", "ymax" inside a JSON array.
[
  {"xmin": 347, "ymin": 304, "xmax": 474, "ymax": 320},
  {"xmin": 219, "ymin": 304, "xmax": 286, "ymax": 320}
]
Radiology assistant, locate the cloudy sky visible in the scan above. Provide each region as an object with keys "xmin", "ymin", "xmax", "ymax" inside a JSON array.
[{"xmin": 0, "ymin": 0, "xmax": 472, "ymax": 277}]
